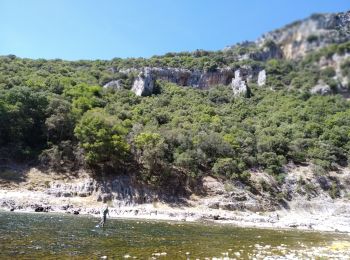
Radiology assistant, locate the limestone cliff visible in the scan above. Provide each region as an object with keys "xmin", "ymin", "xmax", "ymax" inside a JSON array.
[
  {"xmin": 257, "ymin": 10, "xmax": 350, "ymax": 59},
  {"xmin": 113, "ymin": 66, "xmax": 265, "ymax": 96},
  {"xmin": 103, "ymin": 10, "xmax": 350, "ymax": 96}
]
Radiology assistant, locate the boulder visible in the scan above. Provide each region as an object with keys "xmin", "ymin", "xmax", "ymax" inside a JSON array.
[
  {"xmin": 35, "ymin": 206, "xmax": 44, "ymax": 212},
  {"xmin": 317, "ymin": 176, "xmax": 331, "ymax": 190},
  {"xmin": 34, "ymin": 206, "xmax": 50, "ymax": 212},
  {"xmin": 202, "ymin": 176, "xmax": 225, "ymax": 195},
  {"xmin": 310, "ymin": 82, "xmax": 331, "ymax": 95},
  {"xmin": 213, "ymin": 215, "xmax": 220, "ymax": 220}
]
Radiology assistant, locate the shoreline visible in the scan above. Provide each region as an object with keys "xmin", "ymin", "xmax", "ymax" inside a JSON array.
[
  {"xmin": 1, "ymin": 193, "xmax": 350, "ymax": 235},
  {"xmin": 1, "ymin": 208, "xmax": 348, "ymax": 236},
  {"xmin": 1, "ymin": 166, "xmax": 350, "ymax": 235}
]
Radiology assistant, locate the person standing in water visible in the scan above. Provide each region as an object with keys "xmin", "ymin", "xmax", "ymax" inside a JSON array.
[{"xmin": 98, "ymin": 205, "xmax": 110, "ymax": 227}]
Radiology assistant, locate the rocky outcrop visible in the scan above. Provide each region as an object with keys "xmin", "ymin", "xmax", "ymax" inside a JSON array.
[
  {"xmin": 202, "ymin": 176, "xmax": 225, "ymax": 195},
  {"xmin": 131, "ymin": 68, "xmax": 155, "ymax": 96},
  {"xmin": 257, "ymin": 10, "xmax": 350, "ymax": 59},
  {"xmin": 249, "ymin": 42, "xmax": 284, "ymax": 61},
  {"xmin": 124, "ymin": 66, "xmax": 265, "ymax": 96},
  {"xmin": 47, "ymin": 178, "xmax": 96, "ymax": 198},
  {"xmin": 103, "ymin": 80, "xmax": 122, "ymax": 90},
  {"xmin": 103, "ymin": 10, "xmax": 349, "ymax": 96},
  {"xmin": 47, "ymin": 175, "xmax": 156, "ymax": 206},
  {"xmin": 223, "ymin": 41, "xmax": 283, "ymax": 62},
  {"xmin": 258, "ymin": 69, "xmax": 267, "ymax": 86},
  {"xmin": 145, "ymin": 67, "xmax": 193, "ymax": 86},
  {"xmin": 317, "ymin": 53, "xmax": 350, "ymax": 93},
  {"xmin": 310, "ymin": 82, "xmax": 332, "ymax": 95},
  {"xmin": 231, "ymin": 70, "xmax": 249, "ymax": 96}
]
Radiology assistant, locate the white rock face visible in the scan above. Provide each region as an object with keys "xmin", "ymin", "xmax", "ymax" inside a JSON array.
[
  {"xmin": 131, "ymin": 68, "xmax": 154, "ymax": 96},
  {"xmin": 257, "ymin": 11, "xmax": 350, "ymax": 59},
  {"xmin": 315, "ymin": 52, "xmax": 350, "ymax": 94},
  {"xmin": 231, "ymin": 70, "xmax": 248, "ymax": 96},
  {"xmin": 103, "ymin": 80, "xmax": 122, "ymax": 90},
  {"xmin": 257, "ymin": 70, "xmax": 266, "ymax": 86},
  {"xmin": 113, "ymin": 66, "xmax": 266, "ymax": 96},
  {"xmin": 310, "ymin": 82, "xmax": 331, "ymax": 95}
]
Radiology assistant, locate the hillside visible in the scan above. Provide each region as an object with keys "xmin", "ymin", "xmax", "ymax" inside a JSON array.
[{"xmin": 1, "ymin": 10, "xmax": 350, "ymax": 229}]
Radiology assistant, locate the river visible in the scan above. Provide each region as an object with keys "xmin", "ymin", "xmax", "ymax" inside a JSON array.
[{"xmin": 0, "ymin": 211, "xmax": 349, "ymax": 259}]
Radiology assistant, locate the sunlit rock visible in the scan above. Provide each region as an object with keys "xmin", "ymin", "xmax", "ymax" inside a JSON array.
[{"xmin": 257, "ymin": 70, "xmax": 266, "ymax": 86}]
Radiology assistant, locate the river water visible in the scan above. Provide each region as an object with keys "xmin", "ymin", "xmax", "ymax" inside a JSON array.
[{"xmin": 0, "ymin": 211, "xmax": 350, "ymax": 259}]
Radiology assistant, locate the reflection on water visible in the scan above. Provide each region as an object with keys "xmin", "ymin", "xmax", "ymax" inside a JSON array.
[{"xmin": 0, "ymin": 211, "xmax": 349, "ymax": 259}]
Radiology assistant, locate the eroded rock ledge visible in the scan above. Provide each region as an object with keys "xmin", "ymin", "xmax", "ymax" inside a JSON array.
[{"xmin": 106, "ymin": 66, "xmax": 266, "ymax": 96}]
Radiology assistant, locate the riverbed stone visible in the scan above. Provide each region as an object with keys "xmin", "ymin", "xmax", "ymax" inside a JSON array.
[{"xmin": 202, "ymin": 176, "xmax": 225, "ymax": 195}]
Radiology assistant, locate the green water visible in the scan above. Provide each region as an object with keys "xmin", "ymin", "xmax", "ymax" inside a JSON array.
[{"xmin": 0, "ymin": 211, "xmax": 349, "ymax": 259}]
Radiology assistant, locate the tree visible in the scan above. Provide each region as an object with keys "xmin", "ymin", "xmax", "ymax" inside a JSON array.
[
  {"xmin": 64, "ymin": 83, "xmax": 105, "ymax": 117},
  {"xmin": 45, "ymin": 96, "xmax": 74, "ymax": 143},
  {"xmin": 134, "ymin": 132, "xmax": 169, "ymax": 179},
  {"xmin": 74, "ymin": 108, "xmax": 130, "ymax": 168},
  {"xmin": 0, "ymin": 86, "xmax": 48, "ymax": 154},
  {"xmin": 212, "ymin": 158, "xmax": 238, "ymax": 178}
]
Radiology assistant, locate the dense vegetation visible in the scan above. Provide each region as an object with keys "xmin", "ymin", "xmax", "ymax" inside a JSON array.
[{"xmin": 0, "ymin": 41, "xmax": 350, "ymax": 186}]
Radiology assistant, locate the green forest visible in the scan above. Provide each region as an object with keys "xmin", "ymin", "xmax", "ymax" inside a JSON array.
[{"xmin": 0, "ymin": 42, "xmax": 350, "ymax": 186}]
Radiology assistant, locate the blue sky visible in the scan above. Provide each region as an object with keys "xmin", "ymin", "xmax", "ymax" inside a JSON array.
[{"xmin": 1, "ymin": 0, "xmax": 349, "ymax": 60}]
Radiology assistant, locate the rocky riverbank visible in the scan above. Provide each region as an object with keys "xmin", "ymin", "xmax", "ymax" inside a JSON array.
[
  {"xmin": 1, "ymin": 193, "xmax": 350, "ymax": 234},
  {"xmin": 1, "ymin": 192, "xmax": 350, "ymax": 234},
  {"xmin": 1, "ymin": 165, "xmax": 350, "ymax": 233}
]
